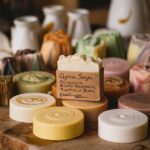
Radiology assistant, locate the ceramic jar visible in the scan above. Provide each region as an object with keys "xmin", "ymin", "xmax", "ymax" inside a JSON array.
[{"xmin": 11, "ymin": 16, "xmax": 40, "ymax": 53}]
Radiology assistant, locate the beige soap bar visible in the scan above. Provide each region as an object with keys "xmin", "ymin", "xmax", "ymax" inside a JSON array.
[{"xmin": 62, "ymin": 97, "xmax": 108, "ymax": 122}]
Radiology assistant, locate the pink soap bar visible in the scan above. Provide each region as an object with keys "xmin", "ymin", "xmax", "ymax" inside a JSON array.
[
  {"xmin": 118, "ymin": 93, "xmax": 150, "ymax": 117},
  {"xmin": 130, "ymin": 64, "xmax": 150, "ymax": 94},
  {"xmin": 102, "ymin": 58, "xmax": 131, "ymax": 80}
]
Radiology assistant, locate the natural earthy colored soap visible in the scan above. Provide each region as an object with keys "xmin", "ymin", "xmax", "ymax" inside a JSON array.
[
  {"xmin": 13, "ymin": 71, "xmax": 55, "ymax": 94},
  {"xmin": 9, "ymin": 93, "xmax": 56, "ymax": 123},
  {"xmin": 104, "ymin": 76, "xmax": 129, "ymax": 108},
  {"xmin": 118, "ymin": 93, "xmax": 150, "ymax": 117},
  {"xmin": 62, "ymin": 97, "xmax": 108, "ymax": 122},
  {"xmin": 98, "ymin": 109, "xmax": 148, "ymax": 143},
  {"xmin": 130, "ymin": 64, "xmax": 150, "ymax": 94},
  {"xmin": 102, "ymin": 58, "xmax": 131, "ymax": 80},
  {"xmin": 33, "ymin": 107, "xmax": 84, "ymax": 140},
  {"xmin": 128, "ymin": 34, "xmax": 150, "ymax": 65}
]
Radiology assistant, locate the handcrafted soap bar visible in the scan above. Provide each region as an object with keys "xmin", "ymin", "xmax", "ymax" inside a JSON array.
[
  {"xmin": 62, "ymin": 97, "xmax": 108, "ymax": 122},
  {"xmin": 33, "ymin": 107, "xmax": 84, "ymax": 140},
  {"xmin": 128, "ymin": 34, "xmax": 150, "ymax": 65},
  {"xmin": 9, "ymin": 93, "xmax": 56, "ymax": 123},
  {"xmin": 94, "ymin": 29, "xmax": 125, "ymax": 58},
  {"xmin": 104, "ymin": 76, "xmax": 129, "ymax": 108},
  {"xmin": 98, "ymin": 109, "xmax": 148, "ymax": 143},
  {"xmin": 13, "ymin": 71, "xmax": 55, "ymax": 94},
  {"xmin": 118, "ymin": 93, "xmax": 150, "ymax": 117},
  {"xmin": 76, "ymin": 34, "xmax": 106, "ymax": 58},
  {"xmin": 102, "ymin": 58, "xmax": 131, "ymax": 80},
  {"xmin": 57, "ymin": 54, "xmax": 104, "ymax": 101},
  {"xmin": 130, "ymin": 64, "xmax": 150, "ymax": 93}
]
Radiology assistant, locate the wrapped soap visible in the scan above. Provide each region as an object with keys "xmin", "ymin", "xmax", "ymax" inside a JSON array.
[
  {"xmin": 15, "ymin": 49, "xmax": 46, "ymax": 72},
  {"xmin": 0, "ymin": 75, "xmax": 13, "ymax": 106},
  {"xmin": 94, "ymin": 29, "xmax": 125, "ymax": 58},
  {"xmin": 130, "ymin": 62, "xmax": 150, "ymax": 94},
  {"xmin": 128, "ymin": 34, "xmax": 150, "ymax": 65},
  {"xmin": 76, "ymin": 34, "xmax": 106, "ymax": 58},
  {"xmin": 41, "ymin": 30, "xmax": 73, "ymax": 69}
]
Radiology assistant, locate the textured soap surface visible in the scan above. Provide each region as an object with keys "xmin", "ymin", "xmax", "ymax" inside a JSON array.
[
  {"xmin": 102, "ymin": 58, "xmax": 131, "ymax": 80},
  {"xmin": 62, "ymin": 97, "xmax": 108, "ymax": 122},
  {"xmin": 9, "ymin": 93, "xmax": 56, "ymax": 123},
  {"xmin": 33, "ymin": 107, "xmax": 84, "ymax": 140},
  {"xmin": 13, "ymin": 71, "xmax": 55, "ymax": 94},
  {"xmin": 98, "ymin": 109, "xmax": 148, "ymax": 143}
]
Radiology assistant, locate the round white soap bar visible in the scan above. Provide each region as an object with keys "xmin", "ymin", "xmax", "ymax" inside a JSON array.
[
  {"xmin": 98, "ymin": 109, "xmax": 148, "ymax": 143},
  {"xmin": 9, "ymin": 93, "xmax": 56, "ymax": 123},
  {"xmin": 33, "ymin": 107, "xmax": 84, "ymax": 140}
]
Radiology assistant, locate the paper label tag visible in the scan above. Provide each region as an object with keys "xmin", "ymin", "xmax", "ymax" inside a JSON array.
[{"xmin": 56, "ymin": 69, "xmax": 103, "ymax": 101}]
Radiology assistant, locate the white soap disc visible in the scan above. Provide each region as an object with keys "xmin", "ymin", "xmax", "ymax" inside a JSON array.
[{"xmin": 98, "ymin": 109, "xmax": 148, "ymax": 143}]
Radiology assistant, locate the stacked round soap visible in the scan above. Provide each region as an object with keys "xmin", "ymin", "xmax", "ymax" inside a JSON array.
[
  {"xmin": 102, "ymin": 58, "xmax": 131, "ymax": 80},
  {"xmin": 104, "ymin": 76, "xmax": 129, "ymax": 108},
  {"xmin": 62, "ymin": 97, "xmax": 108, "ymax": 122},
  {"xmin": 118, "ymin": 93, "xmax": 150, "ymax": 117},
  {"xmin": 9, "ymin": 93, "xmax": 56, "ymax": 123},
  {"xmin": 98, "ymin": 109, "xmax": 148, "ymax": 143},
  {"xmin": 130, "ymin": 64, "xmax": 150, "ymax": 94},
  {"xmin": 13, "ymin": 71, "xmax": 55, "ymax": 94},
  {"xmin": 33, "ymin": 107, "xmax": 84, "ymax": 140}
]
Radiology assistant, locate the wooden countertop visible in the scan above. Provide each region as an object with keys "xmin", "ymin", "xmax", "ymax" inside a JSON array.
[{"xmin": 0, "ymin": 107, "xmax": 150, "ymax": 150}]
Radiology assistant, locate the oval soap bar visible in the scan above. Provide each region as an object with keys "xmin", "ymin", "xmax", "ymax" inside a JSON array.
[
  {"xmin": 13, "ymin": 71, "xmax": 55, "ymax": 94},
  {"xmin": 62, "ymin": 97, "xmax": 108, "ymax": 122},
  {"xmin": 98, "ymin": 109, "xmax": 148, "ymax": 143},
  {"xmin": 33, "ymin": 107, "xmax": 84, "ymax": 140},
  {"xmin": 9, "ymin": 93, "xmax": 56, "ymax": 123},
  {"xmin": 102, "ymin": 58, "xmax": 131, "ymax": 80},
  {"xmin": 118, "ymin": 93, "xmax": 150, "ymax": 117}
]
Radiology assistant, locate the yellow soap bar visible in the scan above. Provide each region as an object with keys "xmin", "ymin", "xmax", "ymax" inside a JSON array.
[
  {"xmin": 62, "ymin": 97, "xmax": 108, "ymax": 122},
  {"xmin": 33, "ymin": 107, "xmax": 84, "ymax": 140},
  {"xmin": 13, "ymin": 71, "xmax": 55, "ymax": 94}
]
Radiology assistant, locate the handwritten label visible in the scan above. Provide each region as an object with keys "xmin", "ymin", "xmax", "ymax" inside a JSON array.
[{"xmin": 56, "ymin": 70, "xmax": 103, "ymax": 101}]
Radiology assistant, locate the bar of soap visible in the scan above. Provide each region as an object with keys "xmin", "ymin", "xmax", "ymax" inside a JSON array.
[
  {"xmin": 130, "ymin": 64, "xmax": 150, "ymax": 94},
  {"xmin": 128, "ymin": 34, "xmax": 150, "ymax": 65},
  {"xmin": 9, "ymin": 93, "xmax": 56, "ymax": 123},
  {"xmin": 118, "ymin": 93, "xmax": 150, "ymax": 117},
  {"xmin": 104, "ymin": 76, "xmax": 129, "ymax": 108},
  {"xmin": 33, "ymin": 107, "xmax": 84, "ymax": 140},
  {"xmin": 98, "ymin": 109, "xmax": 148, "ymax": 143},
  {"xmin": 102, "ymin": 58, "xmax": 131, "ymax": 80},
  {"xmin": 62, "ymin": 97, "xmax": 108, "ymax": 122},
  {"xmin": 13, "ymin": 71, "xmax": 55, "ymax": 94}
]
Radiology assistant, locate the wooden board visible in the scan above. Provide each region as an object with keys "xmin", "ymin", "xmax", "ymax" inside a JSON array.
[{"xmin": 0, "ymin": 107, "xmax": 150, "ymax": 150}]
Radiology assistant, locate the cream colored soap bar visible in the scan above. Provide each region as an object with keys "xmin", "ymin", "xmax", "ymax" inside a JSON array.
[
  {"xmin": 33, "ymin": 107, "xmax": 84, "ymax": 140},
  {"xmin": 98, "ymin": 109, "xmax": 148, "ymax": 143},
  {"xmin": 9, "ymin": 93, "xmax": 56, "ymax": 123},
  {"xmin": 13, "ymin": 71, "xmax": 55, "ymax": 94},
  {"xmin": 57, "ymin": 54, "xmax": 102, "ymax": 72},
  {"xmin": 62, "ymin": 97, "xmax": 108, "ymax": 122}
]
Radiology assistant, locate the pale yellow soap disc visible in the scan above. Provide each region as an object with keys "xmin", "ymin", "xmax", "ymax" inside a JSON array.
[
  {"xmin": 62, "ymin": 97, "xmax": 108, "ymax": 122},
  {"xmin": 33, "ymin": 107, "xmax": 84, "ymax": 140},
  {"xmin": 9, "ymin": 93, "xmax": 56, "ymax": 123},
  {"xmin": 13, "ymin": 71, "xmax": 55, "ymax": 94}
]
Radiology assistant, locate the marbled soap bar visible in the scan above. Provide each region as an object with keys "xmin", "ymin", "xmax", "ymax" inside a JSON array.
[
  {"xmin": 102, "ymin": 58, "xmax": 131, "ymax": 80},
  {"xmin": 13, "ymin": 71, "xmax": 55, "ymax": 94},
  {"xmin": 130, "ymin": 64, "xmax": 150, "ymax": 93},
  {"xmin": 98, "ymin": 109, "xmax": 148, "ymax": 143},
  {"xmin": 9, "ymin": 93, "xmax": 56, "ymax": 123},
  {"xmin": 128, "ymin": 34, "xmax": 150, "ymax": 65},
  {"xmin": 62, "ymin": 97, "xmax": 108, "ymax": 122},
  {"xmin": 33, "ymin": 107, "xmax": 84, "ymax": 140},
  {"xmin": 76, "ymin": 34, "xmax": 106, "ymax": 58},
  {"xmin": 104, "ymin": 76, "xmax": 129, "ymax": 108},
  {"xmin": 118, "ymin": 93, "xmax": 150, "ymax": 117}
]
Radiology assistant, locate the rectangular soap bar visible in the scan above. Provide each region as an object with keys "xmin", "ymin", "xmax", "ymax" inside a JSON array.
[{"xmin": 56, "ymin": 54, "xmax": 104, "ymax": 101}]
